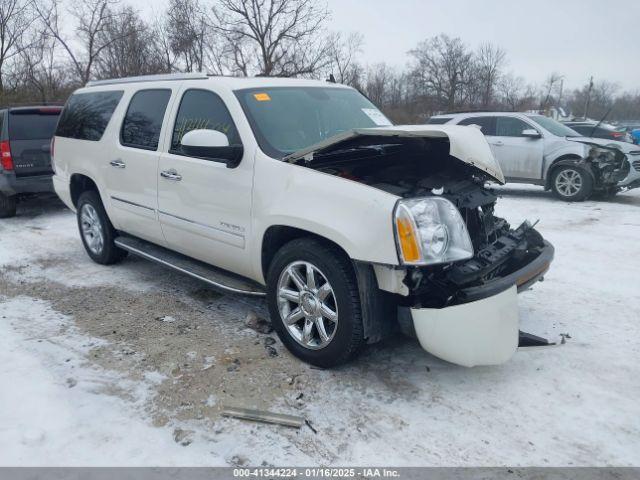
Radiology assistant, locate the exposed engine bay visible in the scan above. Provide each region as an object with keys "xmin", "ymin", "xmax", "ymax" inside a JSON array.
[{"xmin": 300, "ymin": 136, "xmax": 551, "ymax": 308}]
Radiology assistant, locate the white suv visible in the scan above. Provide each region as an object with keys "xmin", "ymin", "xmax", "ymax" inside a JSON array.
[
  {"xmin": 428, "ymin": 112, "xmax": 640, "ymax": 201},
  {"xmin": 53, "ymin": 73, "xmax": 554, "ymax": 368}
]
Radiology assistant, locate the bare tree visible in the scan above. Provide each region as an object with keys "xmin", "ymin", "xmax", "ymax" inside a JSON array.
[
  {"xmin": 152, "ymin": 16, "xmax": 179, "ymax": 73},
  {"xmin": 568, "ymin": 79, "xmax": 619, "ymax": 119},
  {"xmin": 498, "ymin": 73, "xmax": 536, "ymax": 111},
  {"xmin": 0, "ymin": 0, "xmax": 34, "ymax": 93},
  {"xmin": 326, "ymin": 31, "xmax": 363, "ymax": 85},
  {"xmin": 364, "ymin": 63, "xmax": 394, "ymax": 106},
  {"xmin": 96, "ymin": 5, "xmax": 168, "ymax": 78},
  {"xmin": 15, "ymin": 29, "xmax": 67, "ymax": 102},
  {"xmin": 165, "ymin": 0, "xmax": 205, "ymax": 72},
  {"xmin": 539, "ymin": 72, "xmax": 563, "ymax": 110},
  {"xmin": 34, "ymin": 0, "xmax": 124, "ymax": 84},
  {"xmin": 211, "ymin": 0, "xmax": 330, "ymax": 77},
  {"xmin": 476, "ymin": 42, "xmax": 506, "ymax": 107},
  {"xmin": 409, "ymin": 34, "xmax": 474, "ymax": 111}
]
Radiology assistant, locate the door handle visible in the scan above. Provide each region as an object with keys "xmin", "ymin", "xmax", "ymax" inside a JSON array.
[
  {"xmin": 109, "ymin": 159, "xmax": 126, "ymax": 168},
  {"xmin": 491, "ymin": 141, "xmax": 504, "ymax": 147},
  {"xmin": 160, "ymin": 169, "xmax": 182, "ymax": 181}
]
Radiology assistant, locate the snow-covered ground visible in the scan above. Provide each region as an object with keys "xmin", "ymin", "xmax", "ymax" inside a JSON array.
[{"xmin": 0, "ymin": 188, "xmax": 639, "ymax": 467}]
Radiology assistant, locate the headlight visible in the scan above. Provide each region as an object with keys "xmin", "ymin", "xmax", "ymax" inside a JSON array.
[{"xmin": 394, "ymin": 197, "xmax": 474, "ymax": 265}]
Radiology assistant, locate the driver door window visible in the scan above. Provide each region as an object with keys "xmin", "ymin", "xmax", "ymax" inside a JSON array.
[
  {"xmin": 170, "ymin": 89, "xmax": 241, "ymax": 158},
  {"xmin": 496, "ymin": 117, "xmax": 535, "ymax": 137}
]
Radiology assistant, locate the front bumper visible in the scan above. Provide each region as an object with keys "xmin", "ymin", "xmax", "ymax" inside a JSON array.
[
  {"xmin": 411, "ymin": 285, "xmax": 518, "ymax": 367},
  {"xmin": 409, "ymin": 241, "xmax": 554, "ymax": 367},
  {"xmin": 0, "ymin": 172, "xmax": 53, "ymax": 196},
  {"xmin": 618, "ymin": 156, "xmax": 640, "ymax": 188}
]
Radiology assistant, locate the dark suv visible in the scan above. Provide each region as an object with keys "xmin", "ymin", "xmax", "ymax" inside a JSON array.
[
  {"xmin": 564, "ymin": 121, "xmax": 634, "ymax": 143},
  {"xmin": 0, "ymin": 106, "xmax": 62, "ymax": 217}
]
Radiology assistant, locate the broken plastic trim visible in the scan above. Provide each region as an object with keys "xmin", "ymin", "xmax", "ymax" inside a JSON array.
[{"xmin": 518, "ymin": 331, "xmax": 556, "ymax": 348}]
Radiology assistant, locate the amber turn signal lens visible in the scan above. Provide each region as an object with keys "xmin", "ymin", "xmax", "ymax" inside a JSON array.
[{"xmin": 396, "ymin": 216, "xmax": 421, "ymax": 263}]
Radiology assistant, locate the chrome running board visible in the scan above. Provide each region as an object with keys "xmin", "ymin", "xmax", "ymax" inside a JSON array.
[{"xmin": 114, "ymin": 235, "xmax": 265, "ymax": 297}]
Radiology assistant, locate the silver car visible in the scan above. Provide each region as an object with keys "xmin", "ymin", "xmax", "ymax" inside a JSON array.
[{"xmin": 428, "ymin": 112, "xmax": 640, "ymax": 201}]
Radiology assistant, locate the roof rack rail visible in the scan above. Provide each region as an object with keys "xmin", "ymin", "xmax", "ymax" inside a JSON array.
[
  {"xmin": 86, "ymin": 72, "xmax": 209, "ymax": 87},
  {"xmin": 441, "ymin": 109, "xmax": 517, "ymax": 115},
  {"xmin": 0, "ymin": 102, "xmax": 64, "ymax": 110}
]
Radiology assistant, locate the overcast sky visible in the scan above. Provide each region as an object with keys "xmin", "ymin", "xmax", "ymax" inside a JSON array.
[{"xmin": 129, "ymin": 0, "xmax": 640, "ymax": 92}]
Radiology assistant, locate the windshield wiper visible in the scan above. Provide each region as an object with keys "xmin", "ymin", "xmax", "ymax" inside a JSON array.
[{"xmin": 314, "ymin": 143, "xmax": 401, "ymax": 159}]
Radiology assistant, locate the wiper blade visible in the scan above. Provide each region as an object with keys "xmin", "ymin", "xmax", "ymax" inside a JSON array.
[{"xmin": 314, "ymin": 143, "xmax": 401, "ymax": 159}]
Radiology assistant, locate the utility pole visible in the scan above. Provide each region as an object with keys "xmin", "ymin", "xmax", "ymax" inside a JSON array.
[
  {"xmin": 558, "ymin": 78, "xmax": 564, "ymax": 107},
  {"xmin": 584, "ymin": 76, "xmax": 594, "ymax": 119}
]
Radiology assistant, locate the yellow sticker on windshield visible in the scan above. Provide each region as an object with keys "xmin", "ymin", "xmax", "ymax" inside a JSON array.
[{"xmin": 253, "ymin": 92, "xmax": 271, "ymax": 101}]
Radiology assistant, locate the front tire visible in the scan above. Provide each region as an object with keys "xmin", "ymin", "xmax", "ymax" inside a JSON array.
[
  {"xmin": 551, "ymin": 165, "xmax": 593, "ymax": 201},
  {"xmin": 0, "ymin": 192, "xmax": 17, "ymax": 218},
  {"xmin": 77, "ymin": 190, "xmax": 127, "ymax": 265},
  {"xmin": 266, "ymin": 238, "xmax": 364, "ymax": 368}
]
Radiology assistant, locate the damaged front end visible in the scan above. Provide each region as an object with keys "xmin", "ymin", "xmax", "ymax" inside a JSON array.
[
  {"xmin": 288, "ymin": 126, "xmax": 554, "ymax": 366},
  {"xmin": 400, "ymin": 180, "xmax": 553, "ymax": 309},
  {"xmin": 568, "ymin": 141, "xmax": 632, "ymax": 193}
]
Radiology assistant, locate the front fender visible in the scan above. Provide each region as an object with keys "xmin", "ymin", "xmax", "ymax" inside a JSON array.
[
  {"xmin": 250, "ymin": 157, "xmax": 400, "ymax": 282},
  {"xmin": 542, "ymin": 143, "xmax": 589, "ymax": 180}
]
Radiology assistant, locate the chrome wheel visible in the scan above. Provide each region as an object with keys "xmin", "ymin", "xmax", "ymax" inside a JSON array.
[
  {"xmin": 80, "ymin": 204, "xmax": 104, "ymax": 255},
  {"xmin": 277, "ymin": 261, "xmax": 338, "ymax": 350},
  {"xmin": 555, "ymin": 169, "xmax": 583, "ymax": 197}
]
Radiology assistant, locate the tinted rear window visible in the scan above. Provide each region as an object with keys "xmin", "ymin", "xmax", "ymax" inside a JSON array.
[
  {"xmin": 9, "ymin": 111, "xmax": 60, "ymax": 140},
  {"xmin": 56, "ymin": 91, "xmax": 124, "ymax": 141},
  {"xmin": 121, "ymin": 89, "xmax": 172, "ymax": 150},
  {"xmin": 458, "ymin": 116, "xmax": 496, "ymax": 135}
]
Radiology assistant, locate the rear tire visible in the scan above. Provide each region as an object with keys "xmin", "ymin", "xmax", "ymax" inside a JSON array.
[
  {"xmin": 0, "ymin": 192, "xmax": 17, "ymax": 218},
  {"xmin": 77, "ymin": 190, "xmax": 127, "ymax": 265},
  {"xmin": 266, "ymin": 237, "xmax": 364, "ymax": 368},
  {"xmin": 551, "ymin": 165, "xmax": 593, "ymax": 201}
]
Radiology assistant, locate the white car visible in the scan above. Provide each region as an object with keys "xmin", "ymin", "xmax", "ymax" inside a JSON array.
[
  {"xmin": 428, "ymin": 112, "xmax": 640, "ymax": 201},
  {"xmin": 52, "ymin": 73, "xmax": 554, "ymax": 368}
]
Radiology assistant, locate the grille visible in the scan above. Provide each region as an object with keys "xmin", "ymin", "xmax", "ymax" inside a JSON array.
[{"xmin": 633, "ymin": 160, "xmax": 640, "ymax": 172}]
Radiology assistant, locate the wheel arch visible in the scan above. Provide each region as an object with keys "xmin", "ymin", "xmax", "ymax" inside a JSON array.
[
  {"xmin": 70, "ymin": 173, "xmax": 101, "ymax": 208},
  {"xmin": 261, "ymin": 225, "xmax": 352, "ymax": 282},
  {"xmin": 261, "ymin": 225, "xmax": 397, "ymax": 345},
  {"xmin": 544, "ymin": 155, "xmax": 594, "ymax": 189}
]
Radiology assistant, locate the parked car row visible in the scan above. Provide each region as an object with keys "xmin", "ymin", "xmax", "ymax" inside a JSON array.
[
  {"xmin": 428, "ymin": 112, "xmax": 640, "ymax": 201},
  {"xmin": 564, "ymin": 120, "xmax": 634, "ymax": 144},
  {"xmin": 8, "ymin": 74, "xmax": 638, "ymax": 368}
]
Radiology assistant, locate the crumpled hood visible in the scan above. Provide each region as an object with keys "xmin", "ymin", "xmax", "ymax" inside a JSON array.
[
  {"xmin": 284, "ymin": 125, "xmax": 506, "ymax": 184},
  {"xmin": 567, "ymin": 136, "xmax": 640, "ymax": 154}
]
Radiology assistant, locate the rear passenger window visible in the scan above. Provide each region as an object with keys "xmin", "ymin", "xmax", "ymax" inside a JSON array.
[
  {"xmin": 170, "ymin": 89, "xmax": 240, "ymax": 155},
  {"xmin": 56, "ymin": 90, "xmax": 123, "ymax": 141},
  {"xmin": 121, "ymin": 89, "xmax": 172, "ymax": 150},
  {"xmin": 458, "ymin": 116, "xmax": 496, "ymax": 136}
]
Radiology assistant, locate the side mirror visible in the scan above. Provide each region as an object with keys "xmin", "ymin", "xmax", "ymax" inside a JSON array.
[
  {"xmin": 522, "ymin": 129, "xmax": 541, "ymax": 139},
  {"xmin": 180, "ymin": 129, "xmax": 243, "ymax": 168}
]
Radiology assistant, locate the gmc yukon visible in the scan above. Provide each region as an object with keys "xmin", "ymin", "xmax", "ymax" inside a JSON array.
[{"xmin": 52, "ymin": 73, "xmax": 554, "ymax": 367}]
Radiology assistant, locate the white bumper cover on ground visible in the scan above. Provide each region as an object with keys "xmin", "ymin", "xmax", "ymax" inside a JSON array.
[{"xmin": 411, "ymin": 285, "xmax": 519, "ymax": 367}]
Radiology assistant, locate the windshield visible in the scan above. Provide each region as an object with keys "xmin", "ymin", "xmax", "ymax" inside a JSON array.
[
  {"xmin": 529, "ymin": 115, "xmax": 580, "ymax": 137},
  {"xmin": 235, "ymin": 87, "xmax": 392, "ymax": 158}
]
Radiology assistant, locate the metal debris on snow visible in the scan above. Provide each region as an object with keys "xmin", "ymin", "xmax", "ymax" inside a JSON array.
[{"xmin": 221, "ymin": 406, "xmax": 304, "ymax": 428}]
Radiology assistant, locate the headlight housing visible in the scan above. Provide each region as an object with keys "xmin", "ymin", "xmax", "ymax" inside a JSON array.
[{"xmin": 394, "ymin": 197, "xmax": 474, "ymax": 265}]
